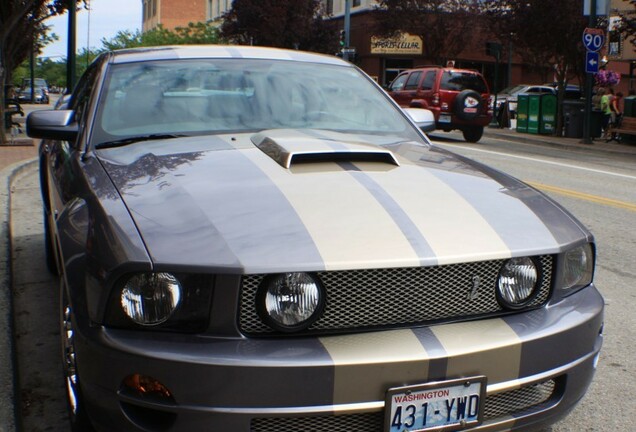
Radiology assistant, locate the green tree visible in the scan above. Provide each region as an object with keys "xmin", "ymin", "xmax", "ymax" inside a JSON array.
[
  {"xmin": 483, "ymin": 0, "xmax": 587, "ymax": 135},
  {"xmin": 101, "ymin": 23, "xmax": 222, "ymax": 51},
  {"xmin": 1, "ymin": 0, "xmax": 84, "ymax": 144},
  {"xmin": 220, "ymin": 0, "xmax": 337, "ymax": 53},
  {"xmin": 372, "ymin": 0, "xmax": 481, "ymax": 66}
]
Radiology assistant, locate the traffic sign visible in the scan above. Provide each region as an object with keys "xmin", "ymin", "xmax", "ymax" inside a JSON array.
[
  {"xmin": 586, "ymin": 51, "xmax": 600, "ymax": 74},
  {"xmin": 583, "ymin": 28, "xmax": 605, "ymax": 52}
]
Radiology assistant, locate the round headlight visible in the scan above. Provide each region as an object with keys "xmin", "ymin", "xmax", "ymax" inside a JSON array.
[
  {"xmin": 257, "ymin": 273, "xmax": 325, "ymax": 332},
  {"xmin": 497, "ymin": 257, "xmax": 540, "ymax": 309},
  {"xmin": 121, "ymin": 273, "xmax": 181, "ymax": 326}
]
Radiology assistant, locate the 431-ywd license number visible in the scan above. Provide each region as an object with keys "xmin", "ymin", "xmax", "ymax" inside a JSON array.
[{"xmin": 385, "ymin": 377, "xmax": 486, "ymax": 432}]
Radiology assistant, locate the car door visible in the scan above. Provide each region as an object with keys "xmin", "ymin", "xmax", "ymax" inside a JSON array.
[
  {"xmin": 45, "ymin": 61, "xmax": 102, "ymax": 223},
  {"xmin": 401, "ymin": 70, "xmax": 422, "ymax": 106},
  {"xmin": 414, "ymin": 70, "xmax": 437, "ymax": 109}
]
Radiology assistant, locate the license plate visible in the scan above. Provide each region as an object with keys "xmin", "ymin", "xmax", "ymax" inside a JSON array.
[
  {"xmin": 385, "ymin": 376, "xmax": 486, "ymax": 432},
  {"xmin": 439, "ymin": 114, "xmax": 451, "ymax": 123}
]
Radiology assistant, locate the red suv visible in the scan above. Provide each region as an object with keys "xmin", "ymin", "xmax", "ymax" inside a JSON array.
[{"xmin": 388, "ymin": 67, "xmax": 492, "ymax": 142}]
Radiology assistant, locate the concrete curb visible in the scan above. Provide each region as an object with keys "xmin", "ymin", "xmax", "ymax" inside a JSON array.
[
  {"xmin": 482, "ymin": 128, "xmax": 636, "ymax": 158},
  {"xmin": 0, "ymin": 158, "xmax": 38, "ymax": 432}
]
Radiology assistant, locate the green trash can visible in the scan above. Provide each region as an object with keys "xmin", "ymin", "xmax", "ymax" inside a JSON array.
[
  {"xmin": 516, "ymin": 94, "xmax": 529, "ymax": 133},
  {"xmin": 527, "ymin": 94, "xmax": 541, "ymax": 134},
  {"xmin": 539, "ymin": 94, "xmax": 557, "ymax": 134},
  {"xmin": 624, "ymin": 96, "xmax": 636, "ymax": 117}
]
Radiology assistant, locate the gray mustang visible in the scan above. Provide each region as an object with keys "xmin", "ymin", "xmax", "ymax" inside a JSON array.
[{"xmin": 28, "ymin": 45, "xmax": 603, "ymax": 432}]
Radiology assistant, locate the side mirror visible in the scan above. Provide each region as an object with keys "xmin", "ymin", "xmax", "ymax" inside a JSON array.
[
  {"xmin": 403, "ymin": 107, "xmax": 436, "ymax": 132},
  {"xmin": 27, "ymin": 109, "xmax": 78, "ymax": 141}
]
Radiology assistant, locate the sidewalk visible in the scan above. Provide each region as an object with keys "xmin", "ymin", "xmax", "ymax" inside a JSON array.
[{"xmin": 0, "ymin": 116, "xmax": 36, "ymax": 172}]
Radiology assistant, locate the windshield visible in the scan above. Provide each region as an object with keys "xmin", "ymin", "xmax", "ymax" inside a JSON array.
[{"xmin": 93, "ymin": 59, "xmax": 422, "ymax": 146}]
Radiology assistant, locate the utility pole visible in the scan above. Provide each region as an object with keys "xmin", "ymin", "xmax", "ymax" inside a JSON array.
[
  {"xmin": 343, "ymin": 0, "xmax": 351, "ymax": 62},
  {"xmin": 66, "ymin": 0, "xmax": 77, "ymax": 93},
  {"xmin": 583, "ymin": 0, "xmax": 597, "ymax": 144}
]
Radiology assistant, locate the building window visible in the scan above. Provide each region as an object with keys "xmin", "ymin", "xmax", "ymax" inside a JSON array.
[
  {"xmin": 152, "ymin": 0, "xmax": 157, "ymax": 16},
  {"xmin": 143, "ymin": 1, "xmax": 147, "ymax": 20},
  {"xmin": 326, "ymin": 0, "xmax": 333, "ymax": 14},
  {"xmin": 353, "ymin": 0, "xmax": 361, "ymax": 7}
]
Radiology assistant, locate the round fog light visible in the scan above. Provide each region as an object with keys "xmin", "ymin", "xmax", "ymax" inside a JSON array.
[
  {"xmin": 258, "ymin": 273, "xmax": 325, "ymax": 332},
  {"xmin": 497, "ymin": 257, "xmax": 539, "ymax": 309},
  {"xmin": 121, "ymin": 273, "xmax": 181, "ymax": 326}
]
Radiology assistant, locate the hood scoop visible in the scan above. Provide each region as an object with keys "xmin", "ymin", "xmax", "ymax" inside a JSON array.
[{"xmin": 251, "ymin": 131, "xmax": 400, "ymax": 169}]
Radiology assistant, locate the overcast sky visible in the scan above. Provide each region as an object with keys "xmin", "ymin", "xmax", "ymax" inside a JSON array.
[{"xmin": 42, "ymin": 0, "xmax": 142, "ymax": 59}]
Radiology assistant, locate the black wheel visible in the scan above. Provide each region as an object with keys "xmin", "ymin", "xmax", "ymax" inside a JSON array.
[
  {"xmin": 454, "ymin": 90, "xmax": 484, "ymax": 121},
  {"xmin": 61, "ymin": 283, "xmax": 95, "ymax": 432},
  {"xmin": 462, "ymin": 126, "xmax": 484, "ymax": 143},
  {"xmin": 44, "ymin": 210, "xmax": 59, "ymax": 275}
]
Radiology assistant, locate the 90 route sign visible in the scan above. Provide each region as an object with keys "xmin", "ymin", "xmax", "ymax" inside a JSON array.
[{"xmin": 583, "ymin": 28, "xmax": 605, "ymax": 52}]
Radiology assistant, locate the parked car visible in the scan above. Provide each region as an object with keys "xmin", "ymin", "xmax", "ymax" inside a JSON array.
[
  {"xmin": 387, "ymin": 66, "xmax": 492, "ymax": 142},
  {"xmin": 491, "ymin": 83, "xmax": 582, "ymax": 111},
  {"xmin": 490, "ymin": 84, "xmax": 556, "ymax": 111},
  {"xmin": 28, "ymin": 45, "xmax": 603, "ymax": 432},
  {"xmin": 17, "ymin": 78, "xmax": 49, "ymax": 104},
  {"xmin": 544, "ymin": 82, "xmax": 583, "ymax": 100}
]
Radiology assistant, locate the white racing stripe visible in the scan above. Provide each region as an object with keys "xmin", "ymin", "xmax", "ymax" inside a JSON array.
[
  {"xmin": 366, "ymin": 162, "xmax": 511, "ymax": 265},
  {"xmin": 432, "ymin": 319, "xmax": 522, "ymax": 384},
  {"xmin": 241, "ymin": 147, "xmax": 421, "ymax": 271},
  {"xmin": 320, "ymin": 330, "xmax": 430, "ymax": 404}
]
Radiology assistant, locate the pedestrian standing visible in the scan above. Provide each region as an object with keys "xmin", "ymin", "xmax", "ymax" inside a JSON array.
[
  {"xmin": 600, "ymin": 88, "xmax": 612, "ymax": 139},
  {"xmin": 608, "ymin": 91, "xmax": 623, "ymax": 142}
]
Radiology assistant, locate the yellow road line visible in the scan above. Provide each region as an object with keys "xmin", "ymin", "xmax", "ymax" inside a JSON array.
[{"xmin": 526, "ymin": 181, "xmax": 636, "ymax": 212}]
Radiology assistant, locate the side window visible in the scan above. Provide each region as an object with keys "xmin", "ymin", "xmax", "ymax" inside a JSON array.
[
  {"xmin": 421, "ymin": 71, "xmax": 436, "ymax": 90},
  {"xmin": 404, "ymin": 71, "xmax": 422, "ymax": 90},
  {"xmin": 71, "ymin": 62, "xmax": 101, "ymax": 129},
  {"xmin": 389, "ymin": 73, "xmax": 408, "ymax": 92},
  {"xmin": 68, "ymin": 59, "xmax": 103, "ymax": 148}
]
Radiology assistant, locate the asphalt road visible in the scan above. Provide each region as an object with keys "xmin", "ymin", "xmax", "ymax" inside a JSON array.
[{"xmin": 8, "ymin": 131, "xmax": 636, "ymax": 431}]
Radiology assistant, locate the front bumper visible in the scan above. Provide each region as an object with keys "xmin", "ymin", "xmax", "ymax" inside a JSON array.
[{"xmin": 76, "ymin": 286, "xmax": 604, "ymax": 432}]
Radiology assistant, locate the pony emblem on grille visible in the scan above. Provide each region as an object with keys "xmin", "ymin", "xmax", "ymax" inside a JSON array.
[{"xmin": 469, "ymin": 275, "xmax": 481, "ymax": 300}]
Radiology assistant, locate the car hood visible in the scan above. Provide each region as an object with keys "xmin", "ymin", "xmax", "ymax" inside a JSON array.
[{"xmin": 96, "ymin": 130, "xmax": 587, "ymax": 273}]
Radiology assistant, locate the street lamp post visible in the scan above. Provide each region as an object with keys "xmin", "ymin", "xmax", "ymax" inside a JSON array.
[
  {"xmin": 583, "ymin": 0, "xmax": 597, "ymax": 144},
  {"xmin": 343, "ymin": 0, "xmax": 351, "ymax": 62},
  {"xmin": 66, "ymin": 0, "xmax": 77, "ymax": 93}
]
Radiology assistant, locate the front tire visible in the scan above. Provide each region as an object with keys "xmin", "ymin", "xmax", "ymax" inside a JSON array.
[
  {"xmin": 462, "ymin": 126, "xmax": 484, "ymax": 143},
  {"xmin": 60, "ymin": 282, "xmax": 95, "ymax": 432}
]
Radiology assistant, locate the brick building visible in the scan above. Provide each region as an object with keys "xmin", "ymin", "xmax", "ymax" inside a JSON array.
[{"xmin": 142, "ymin": 0, "xmax": 233, "ymax": 31}]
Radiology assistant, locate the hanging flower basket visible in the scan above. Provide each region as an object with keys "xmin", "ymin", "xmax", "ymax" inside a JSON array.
[{"xmin": 595, "ymin": 69, "xmax": 621, "ymax": 87}]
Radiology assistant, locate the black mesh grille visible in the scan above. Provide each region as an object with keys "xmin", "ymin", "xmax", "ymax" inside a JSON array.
[
  {"xmin": 240, "ymin": 256, "xmax": 553, "ymax": 335},
  {"xmin": 483, "ymin": 379, "xmax": 556, "ymax": 419},
  {"xmin": 250, "ymin": 379, "xmax": 557, "ymax": 432}
]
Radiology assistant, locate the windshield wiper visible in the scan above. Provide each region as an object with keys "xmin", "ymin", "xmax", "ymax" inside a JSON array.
[{"xmin": 95, "ymin": 133, "xmax": 187, "ymax": 150}]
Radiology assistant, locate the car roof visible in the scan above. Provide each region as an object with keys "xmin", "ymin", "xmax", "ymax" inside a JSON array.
[
  {"xmin": 406, "ymin": 66, "xmax": 482, "ymax": 74},
  {"xmin": 108, "ymin": 45, "xmax": 349, "ymax": 67}
]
